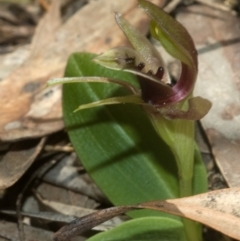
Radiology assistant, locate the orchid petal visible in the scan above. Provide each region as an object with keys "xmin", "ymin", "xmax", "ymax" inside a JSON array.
[
  {"xmin": 159, "ymin": 96, "xmax": 212, "ymax": 120},
  {"xmin": 93, "ymin": 46, "xmax": 144, "ymax": 70},
  {"xmin": 115, "ymin": 13, "xmax": 170, "ymax": 84},
  {"xmin": 94, "ymin": 47, "xmax": 173, "ymax": 92},
  {"xmin": 73, "ymin": 95, "xmax": 146, "ymax": 112},
  {"xmin": 47, "ymin": 76, "xmax": 139, "ymax": 94}
]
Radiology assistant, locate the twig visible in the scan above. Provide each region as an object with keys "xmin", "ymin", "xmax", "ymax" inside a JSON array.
[
  {"xmin": 164, "ymin": 0, "xmax": 182, "ymax": 13},
  {"xmin": 52, "ymin": 206, "xmax": 136, "ymax": 241},
  {"xmin": 44, "ymin": 144, "xmax": 74, "ymax": 153}
]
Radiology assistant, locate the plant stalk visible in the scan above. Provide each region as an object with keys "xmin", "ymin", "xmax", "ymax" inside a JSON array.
[{"xmin": 148, "ymin": 114, "xmax": 202, "ymax": 241}]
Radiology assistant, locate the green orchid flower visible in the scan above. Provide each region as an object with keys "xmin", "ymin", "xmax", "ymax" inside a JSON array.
[
  {"xmin": 49, "ymin": 1, "xmax": 211, "ymax": 120},
  {"xmin": 93, "ymin": 3, "xmax": 211, "ymax": 121}
]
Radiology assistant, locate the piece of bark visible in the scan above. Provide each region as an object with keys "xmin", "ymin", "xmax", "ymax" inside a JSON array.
[
  {"xmin": 177, "ymin": 5, "xmax": 240, "ymax": 187},
  {"xmin": 0, "ymin": 0, "xmax": 166, "ymax": 141}
]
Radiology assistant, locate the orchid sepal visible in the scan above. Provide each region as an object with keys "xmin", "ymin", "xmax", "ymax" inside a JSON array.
[
  {"xmin": 47, "ymin": 76, "xmax": 140, "ymax": 95},
  {"xmin": 115, "ymin": 13, "xmax": 169, "ymax": 79},
  {"xmin": 73, "ymin": 95, "xmax": 146, "ymax": 112},
  {"xmin": 93, "ymin": 47, "xmax": 173, "ymax": 96}
]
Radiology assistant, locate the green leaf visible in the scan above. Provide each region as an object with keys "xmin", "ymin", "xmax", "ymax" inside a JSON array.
[
  {"xmin": 62, "ymin": 52, "xmax": 207, "ymax": 218},
  {"xmin": 63, "ymin": 52, "xmax": 179, "ymax": 218},
  {"xmin": 87, "ymin": 217, "xmax": 187, "ymax": 241}
]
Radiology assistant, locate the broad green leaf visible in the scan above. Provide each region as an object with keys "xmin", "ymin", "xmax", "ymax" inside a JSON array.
[
  {"xmin": 87, "ymin": 217, "xmax": 187, "ymax": 241},
  {"xmin": 63, "ymin": 52, "xmax": 179, "ymax": 218},
  {"xmin": 62, "ymin": 52, "xmax": 207, "ymax": 219}
]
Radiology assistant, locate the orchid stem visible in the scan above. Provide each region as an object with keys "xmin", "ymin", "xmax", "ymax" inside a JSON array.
[
  {"xmin": 148, "ymin": 114, "xmax": 202, "ymax": 241},
  {"xmin": 179, "ymin": 177, "xmax": 201, "ymax": 241}
]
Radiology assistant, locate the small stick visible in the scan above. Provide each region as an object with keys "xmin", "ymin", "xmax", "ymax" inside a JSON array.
[
  {"xmin": 164, "ymin": 0, "xmax": 182, "ymax": 13},
  {"xmin": 44, "ymin": 145, "xmax": 74, "ymax": 153}
]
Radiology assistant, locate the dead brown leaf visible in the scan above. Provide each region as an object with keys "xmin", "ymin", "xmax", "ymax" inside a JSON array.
[
  {"xmin": 0, "ymin": 220, "xmax": 53, "ymax": 241},
  {"xmin": 141, "ymin": 188, "xmax": 240, "ymax": 240},
  {"xmin": 0, "ymin": 0, "xmax": 166, "ymax": 141},
  {"xmin": 34, "ymin": 189, "xmax": 125, "ymax": 232},
  {"xmin": 177, "ymin": 4, "xmax": 240, "ymax": 187},
  {"xmin": 41, "ymin": 153, "xmax": 105, "ymax": 200},
  {"xmin": 53, "ymin": 187, "xmax": 240, "ymax": 241},
  {"xmin": 0, "ymin": 137, "xmax": 46, "ymax": 189},
  {"xmin": 37, "ymin": 181, "xmax": 99, "ymax": 209},
  {"xmin": 207, "ymin": 129, "xmax": 240, "ymax": 187}
]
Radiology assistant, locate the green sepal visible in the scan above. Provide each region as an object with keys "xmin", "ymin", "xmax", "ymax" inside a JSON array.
[
  {"xmin": 158, "ymin": 96, "xmax": 212, "ymax": 120},
  {"xmin": 115, "ymin": 13, "xmax": 165, "ymax": 75},
  {"xmin": 138, "ymin": 0, "xmax": 197, "ymax": 71},
  {"xmin": 73, "ymin": 95, "xmax": 145, "ymax": 112}
]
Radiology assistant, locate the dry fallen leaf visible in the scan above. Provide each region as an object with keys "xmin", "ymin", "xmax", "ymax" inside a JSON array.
[
  {"xmin": 53, "ymin": 187, "xmax": 240, "ymax": 241},
  {"xmin": 141, "ymin": 188, "xmax": 240, "ymax": 240},
  {"xmin": 176, "ymin": 5, "xmax": 240, "ymax": 187},
  {"xmin": 41, "ymin": 153, "xmax": 105, "ymax": 201},
  {"xmin": 37, "ymin": 181, "xmax": 99, "ymax": 209},
  {"xmin": 0, "ymin": 45, "xmax": 30, "ymax": 80},
  {"xmin": 0, "ymin": 0, "xmax": 166, "ymax": 141},
  {"xmin": 0, "ymin": 220, "xmax": 53, "ymax": 241},
  {"xmin": 34, "ymin": 190, "xmax": 125, "ymax": 232},
  {"xmin": 0, "ymin": 137, "xmax": 46, "ymax": 189}
]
